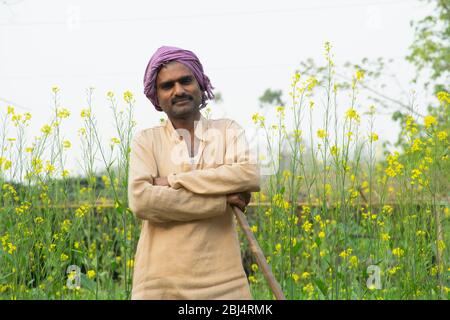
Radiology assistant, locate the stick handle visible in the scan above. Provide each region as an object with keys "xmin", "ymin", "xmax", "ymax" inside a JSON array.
[{"xmin": 232, "ymin": 206, "xmax": 286, "ymax": 300}]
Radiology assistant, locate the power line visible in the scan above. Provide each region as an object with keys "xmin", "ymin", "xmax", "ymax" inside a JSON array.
[
  {"xmin": 0, "ymin": 55, "xmax": 409, "ymax": 79},
  {"xmin": 0, "ymin": 96, "xmax": 31, "ymax": 110},
  {"xmin": 0, "ymin": 0, "xmax": 421, "ymax": 27}
]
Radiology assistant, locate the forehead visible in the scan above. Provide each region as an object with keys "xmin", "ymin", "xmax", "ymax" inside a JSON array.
[{"xmin": 156, "ymin": 61, "xmax": 195, "ymax": 84}]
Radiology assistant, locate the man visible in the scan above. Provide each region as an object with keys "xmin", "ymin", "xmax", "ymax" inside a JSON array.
[{"xmin": 128, "ymin": 46, "xmax": 261, "ymax": 299}]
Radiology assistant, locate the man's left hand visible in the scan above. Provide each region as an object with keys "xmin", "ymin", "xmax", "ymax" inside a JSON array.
[{"xmin": 154, "ymin": 176, "xmax": 169, "ymax": 186}]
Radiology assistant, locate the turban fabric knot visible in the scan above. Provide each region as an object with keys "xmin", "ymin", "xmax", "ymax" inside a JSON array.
[{"xmin": 143, "ymin": 46, "xmax": 215, "ymax": 111}]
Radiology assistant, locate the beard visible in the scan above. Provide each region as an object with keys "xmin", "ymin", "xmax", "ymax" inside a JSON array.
[{"xmin": 168, "ymin": 98, "xmax": 200, "ymax": 119}]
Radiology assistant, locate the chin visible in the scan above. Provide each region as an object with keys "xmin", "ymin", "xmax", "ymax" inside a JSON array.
[{"xmin": 171, "ymin": 103, "xmax": 198, "ymax": 117}]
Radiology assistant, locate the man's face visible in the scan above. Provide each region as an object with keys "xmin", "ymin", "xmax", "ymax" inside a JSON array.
[{"xmin": 156, "ymin": 61, "xmax": 203, "ymax": 119}]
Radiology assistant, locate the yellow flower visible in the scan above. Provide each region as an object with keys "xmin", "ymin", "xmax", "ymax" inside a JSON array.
[
  {"xmin": 302, "ymin": 272, "xmax": 311, "ymax": 279},
  {"xmin": 385, "ymin": 152, "xmax": 404, "ymax": 177},
  {"xmin": 250, "ymin": 225, "xmax": 258, "ymax": 233},
  {"xmin": 75, "ymin": 205, "xmax": 90, "ymax": 218},
  {"xmin": 107, "ymin": 91, "xmax": 114, "ymax": 98},
  {"xmin": 126, "ymin": 259, "xmax": 134, "ymax": 268},
  {"xmin": 410, "ymin": 138, "xmax": 423, "ymax": 152},
  {"xmin": 436, "ymin": 91, "xmax": 450, "ymax": 103},
  {"xmin": 251, "ymin": 264, "xmax": 258, "ymax": 272},
  {"xmin": 7, "ymin": 105, "xmax": 15, "ymax": 115},
  {"xmin": 123, "ymin": 90, "xmax": 134, "ymax": 103},
  {"xmin": 110, "ymin": 137, "xmax": 121, "ymax": 145},
  {"xmin": 275, "ymin": 243, "xmax": 282, "ymax": 254},
  {"xmin": 248, "ymin": 275, "xmax": 258, "ymax": 283},
  {"xmin": 251, "ymin": 113, "xmax": 265, "ymax": 127},
  {"xmin": 291, "ymin": 237, "xmax": 297, "ymax": 247},
  {"xmin": 317, "ymin": 129, "xmax": 327, "ymax": 139},
  {"xmin": 3, "ymin": 159, "xmax": 12, "ymax": 170},
  {"xmin": 424, "ymin": 115, "xmax": 437, "ymax": 129},
  {"xmin": 355, "ymin": 69, "xmax": 365, "ymax": 81},
  {"xmin": 370, "ymin": 132, "xmax": 379, "ymax": 142},
  {"xmin": 302, "ymin": 221, "xmax": 313, "ymax": 233},
  {"xmin": 405, "ymin": 115, "xmax": 418, "ymax": 136},
  {"xmin": 349, "ymin": 255, "xmax": 358, "ymax": 268},
  {"xmin": 330, "ymin": 145, "xmax": 339, "ymax": 156},
  {"xmin": 34, "ymin": 217, "xmax": 44, "ymax": 224},
  {"xmin": 302, "ymin": 205, "xmax": 311, "ymax": 215},
  {"xmin": 392, "ymin": 247, "xmax": 404, "ymax": 258},
  {"xmin": 345, "ymin": 108, "xmax": 360, "ymax": 122},
  {"xmin": 318, "ymin": 231, "xmax": 325, "ymax": 238},
  {"xmin": 302, "ymin": 283, "xmax": 314, "ymax": 295},
  {"xmin": 7, "ymin": 242, "xmax": 17, "ymax": 254},
  {"xmin": 382, "ymin": 205, "xmax": 393, "ymax": 215},
  {"xmin": 276, "ymin": 106, "xmax": 284, "ymax": 113},
  {"xmin": 411, "ymin": 168, "xmax": 422, "ymax": 180},
  {"xmin": 272, "ymin": 193, "xmax": 289, "ymax": 210},
  {"xmin": 416, "ymin": 230, "xmax": 426, "ymax": 237},
  {"xmin": 61, "ymin": 219, "xmax": 72, "ymax": 233},
  {"xmin": 339, "ymin": 248, "xmax": 352, "ymax": 259},
  {"xmin": 80, "ymin": 109, "xmax": 91, "ymax": 118},
  {"xmin": 306, "ymin": 76, "xmax": 318, "ymax": 91},
  {"xmin": 61, "ymin": 169, "xmax": 70, "ymax": 178},
  {"xmin": 282, "ymin": 170, "xmax": 291, "ymax": 180},
  {"xmin": 437, "ymin": 131, "xmax": 448, "ymax": 141},
  {"xmin": 291, "ymin": 273, "xmax": 300, "ymax": 283},
  {"xmin": 56, "ymin": 108, "xmax": 71, "ymax": 119},
  {"xmin": 87, "ymin": 270, "xmax": 96, "ymax": 279},
  {"xmin": 45, "ymin": 162, "xmax": 56, "ymax": 174},
  {"xmin": 251, "ymin": 112, "xmax": 260, "ymax": 124},
  {"xmin": 41, "ymin": 124, "xmax": 52, "ymax": 135},
  {"xmin": 388, "ymin": 265, "xmax": 401, "ymax": 275},
  {"xmin": 51, "ymin": 86, "xmax": 60, "ymax": 94},
  {"xmin": 381, "ymin": 233, "xmax": 390, "ymax": 241},
  {"xmin": 60, "ymin": 253, "xmax": 69, "ymax": 262}
]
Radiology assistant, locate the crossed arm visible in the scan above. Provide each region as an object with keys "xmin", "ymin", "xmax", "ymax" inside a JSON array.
[
  {"xmin": 128, "ymin": 122, "xmax": 260, "ymax": 223},
  {"xmin": 166, "ymin": 120, "xmax": 260, "ymax": 195}
]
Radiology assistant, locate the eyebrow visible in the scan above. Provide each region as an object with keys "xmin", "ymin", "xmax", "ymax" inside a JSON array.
[{"xmin": 158, "ymin": 75, "xmax": 194, "ymax": 88}]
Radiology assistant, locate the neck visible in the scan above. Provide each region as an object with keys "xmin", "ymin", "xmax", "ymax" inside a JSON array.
[{"xmin": 169, "ymin": 111, "xmax": 201, "ymax": 135}]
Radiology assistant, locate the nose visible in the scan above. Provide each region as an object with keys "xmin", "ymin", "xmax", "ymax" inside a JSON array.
[{"xmin": 173, "ymin": 81, "xmax": 186, "ymax": 96}]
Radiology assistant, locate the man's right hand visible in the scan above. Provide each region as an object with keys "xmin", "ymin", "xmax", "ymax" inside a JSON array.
[{"xmin": 226, "ymin": 192, "xmax": 251, "ymax": 212}]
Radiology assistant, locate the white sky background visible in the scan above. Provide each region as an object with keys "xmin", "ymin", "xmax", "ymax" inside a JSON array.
[{"xmin": 0, "ymin": 0, "xmax": 433, "ymax": 177}]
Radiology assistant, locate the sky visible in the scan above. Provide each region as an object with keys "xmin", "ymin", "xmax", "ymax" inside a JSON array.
[{"xmin": 0, "ymin": 0, "xmax": 433, "ymax": 177}]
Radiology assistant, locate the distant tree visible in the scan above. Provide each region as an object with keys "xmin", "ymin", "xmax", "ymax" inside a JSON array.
[
  {"xmin": 258, "ymin": 88, "xmax": 285, "ymax": 109},
  {"xmin": 213, "ymin": 91, "xmax": 223, "ymax": 104},
  {"xmin": 406, "ymin": 0, "xmax": 450, "ymax": 93}
]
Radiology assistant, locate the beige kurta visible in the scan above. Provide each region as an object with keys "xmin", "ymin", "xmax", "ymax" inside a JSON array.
[{"xmin": 128, "ymin": 114, "xmax": 260, "ymax": 300}]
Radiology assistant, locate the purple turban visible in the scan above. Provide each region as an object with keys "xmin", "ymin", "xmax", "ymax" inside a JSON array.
[{"xmin": 143, "ymin": 46, "xmax": 215, "ymax": 112}]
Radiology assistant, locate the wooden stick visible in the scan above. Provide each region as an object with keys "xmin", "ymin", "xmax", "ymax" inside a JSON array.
[{"xmin": 232, "ymin": 205, "xmax": 286, "ymax": 300}]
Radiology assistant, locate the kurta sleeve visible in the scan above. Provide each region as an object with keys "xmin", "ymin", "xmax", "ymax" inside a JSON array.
[
  {"xmin": 128, "ymin": 132, "xmax": 228, "ymax": 223},
  {"xmin": 167, "ymin": 120, "xmax": 261, "ymax": 195}
]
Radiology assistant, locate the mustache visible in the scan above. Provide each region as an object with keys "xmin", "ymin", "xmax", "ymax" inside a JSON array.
[{"xmin": 172, "ymin": 95, "xmax": 192, "ymax": 105}]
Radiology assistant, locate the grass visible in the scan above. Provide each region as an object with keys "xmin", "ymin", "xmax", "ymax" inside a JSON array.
[{"xmin": 0, "ymin": 43, "xmax": 448, "ymax": 300}]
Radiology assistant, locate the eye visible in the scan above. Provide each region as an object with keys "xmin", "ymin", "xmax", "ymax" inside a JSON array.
[
  {"xmin": 160, "ymin": 82, "xmax": 173, "ymax": 90},
  {"xmin": 180, "ymin": 77, "xmax": 193, "ymax": 85}
]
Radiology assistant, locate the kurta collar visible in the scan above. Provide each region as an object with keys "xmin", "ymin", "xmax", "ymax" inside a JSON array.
[{"xmin": 164, "ymin": 114, "xmax": 209, "ymax": 143}]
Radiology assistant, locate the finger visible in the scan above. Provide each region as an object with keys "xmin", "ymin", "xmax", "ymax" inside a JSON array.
[
  {"xmin": 238, "ymin": 199, "xmax": 246, "ymax": 211},
  {"xmin": 245, "ymin": 193, "xmax": 251, "ymax": 205}
]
